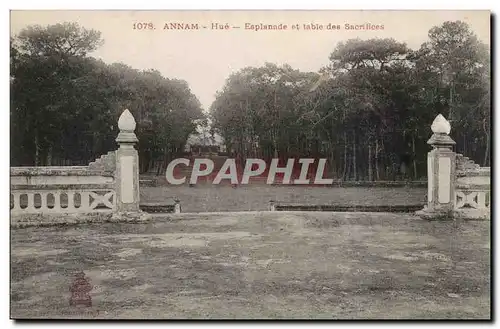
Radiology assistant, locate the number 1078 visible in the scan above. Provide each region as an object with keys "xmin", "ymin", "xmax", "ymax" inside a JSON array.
[{"xmin": 133, "ymin": 23, "xmax": 155, "ymax": 30}]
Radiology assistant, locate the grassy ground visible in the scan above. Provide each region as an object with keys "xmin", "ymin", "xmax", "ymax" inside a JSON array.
[
  {"xmin": 11, "ymin": 212, "xmax": 490, "ymax": 319},
  {"xmin": 140, "ymin": 185, "xmax": 427, "ymax": 212}
]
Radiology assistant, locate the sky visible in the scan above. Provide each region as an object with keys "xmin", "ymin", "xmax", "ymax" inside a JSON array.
[{"xmin": 10, "ymin": 10, "xmax": 491, "ymax": 111}]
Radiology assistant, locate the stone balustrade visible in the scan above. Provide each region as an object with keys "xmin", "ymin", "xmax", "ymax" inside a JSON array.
[
  {"xmin": 417, "ymin": 114, "xmax": 491, "ymax": 220},
  {"xmin": 10, "ymin": 109, "xmax": 151, "ymax": 225},
  {"xmin": 10, "ymin": 110, "xmax": 489, "ymax": 224},
  {"xmin": 10, "ymin": 166, "xmax": 116, "ymax": 215},
  {"xmin": 454, "ymin": 163, "xmax": 490, "ymax": 220}
]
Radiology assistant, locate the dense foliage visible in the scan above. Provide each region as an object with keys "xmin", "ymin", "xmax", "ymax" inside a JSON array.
[
  {"xmin": 11, "ymin": 22, "xmax": 204, "ymax": 172},
  {"xmin": 11, "ymin": 21, "xmax": 490, "ymax": 180},
  {"xmin": 210, "ymin": 21, "xmax": 490, "ymax": 180}
]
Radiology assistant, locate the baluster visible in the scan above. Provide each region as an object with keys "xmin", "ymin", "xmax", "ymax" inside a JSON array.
[
  {"xmin": 476, "ymin": 191, "xmax": 486, "ymax": 209},
  {"xmin": 40, "ymin": 192, "xmax": 48, "ymax": 210},
  {"xmin": 11, "ymin": 193, "xmax": 20, "ymax": 212},
  {"xmin": 53, "ymin": 192, "xmax": 61, "ymax": 211},
  {"xmin": 80, "ymin": 192, "xmax": 90, "ymax": 211},
  {"xmin": 26, "ymin": 193, "xmax": 35, "ymax": 212},
  {"xmin": 66, "ymin": 191, "xmax": 75, "ymax": 211}
]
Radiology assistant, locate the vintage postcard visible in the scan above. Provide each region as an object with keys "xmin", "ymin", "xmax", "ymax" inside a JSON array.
[{"xmin": 10, "ymin": 10, "xmax": 491, "ymax": 320}]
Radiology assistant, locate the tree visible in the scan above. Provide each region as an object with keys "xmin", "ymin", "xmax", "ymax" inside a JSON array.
[
  {"xmin": 210, "ymin": 63, "xmax": 320, "ymax": 176},
  {"xmin": 11, "ymin": 23, "xmax": 104, "ymax": 165},
  {"xmin": 11, "ymin": 23, "xmax": 204, "ymax": 171},
  {"xmin": 210, "ymin": 21, "xmax": 490, "ymax": 180},
  {"xmin": 412, "ymin": 20, "xmax": 490, "ymax": 165},
  {"xmin": 15, "ymin": 22, "xmax": 103, "ymax": 57}
]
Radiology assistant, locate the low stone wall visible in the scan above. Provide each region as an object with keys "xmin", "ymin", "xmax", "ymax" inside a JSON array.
[
  {"xmin": 326, "ymin": 181, "xmax": 427, "ymax": 188},
  {"xmin": 11, "ymin": 166, "xmax": 116, "ymax": 217},
  {"xmin": 10, "ymin": 109, "xmax": 154, "ymax": 226},
  {"xmin": 270, "ymin": 201, "xmax": 424, "ymax": 213},
  {"xmin": 140, "ymin": 200, "xmax": 181, "ymax": 214},
  {"xmin": 453, "ymin": 167, "xmax": 490, "ymax": 220},
  {"xmin": 10, "ymin": 212, "xmax": 157, "ymax": 228}
]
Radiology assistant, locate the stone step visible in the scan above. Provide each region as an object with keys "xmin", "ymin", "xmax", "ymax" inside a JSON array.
[{"xmin": 273, "ymin": 204, "xmax": 425, "ymax": 212}]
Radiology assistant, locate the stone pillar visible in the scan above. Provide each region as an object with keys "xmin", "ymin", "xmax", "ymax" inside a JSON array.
[
  {"xmin": 174, "ymin": 199, "xmax": 181, "ymax": 214},
  {"xmin": 112, "ymin": 109, "xmax": 150, "ymax": 222},
  {"xmin": 417, "ymin": 114, "xmax": 456, "ymax": 220},
  {"xmin": 269, "ymin": 200, "xmax": 276, "ymax": 212}
]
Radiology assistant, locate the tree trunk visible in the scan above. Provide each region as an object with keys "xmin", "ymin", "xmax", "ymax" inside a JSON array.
[
  {"xmin": 375, "ymin": 138, "xmax": 380, "ymax": 180},
  {"xmin": 46, "ymin": 145, "xmax": 53, "ymax": 166},
  {"xmin": 148, "ymin": 148, "xmax": 154, "ymax": 173},
  {"xmin": 483, "ymin": 120, "xmax": 490, "ymax": 166},
  {"xmin": 273, "ymin": 87, "xmax": 279, "ymax": 159},
  {"xmin": 342, "ymin": 132, "xmax": 348, "ymax": 180},
  {"xmin": 161, "ymin": 147, "xmax": 170, "ymax": 176},
  {"xmin": 329, "ymin": 139, "xmax": 335, "ymax": 178},
  {"xmin": 448, "ymin": 81, "xmax": 453, "ymax": 120},
  {"xmin": 368, "ymin": 140, "xmax": 373, "ymax": 181},
  {"xmin": 463, "ymin": 134, "xmax": 466, "ymax": 156},
  {"xmin": 412, "ymin": 134, "xmax": 417, "ymax": 180},
  {"xmin": 34, "ymin": 127, "xmax": 40, "ymax": 166},
  {"xmin": 345, "ymin": 154, "xmax": 351, "ymax": 181},
  {"xmin": 352, "ymin": 132, "xmax": 357, "ymax": 181},
  {"xmin": 156, "ymin": 160, "xmax": 163, "ymax": 176},
  {"xmin": 273, "ymin": 130, "xmax": 278, "ymax": 158}
]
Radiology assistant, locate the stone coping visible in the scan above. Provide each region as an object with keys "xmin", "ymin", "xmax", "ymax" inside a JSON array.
[
  {"xmin": 139, "ymin": 204, "xmax": 176, "ymax": 213},
  {"xmin": 328, "ymin": 181, "xmax": 427, "ymax": 187},
  {"xmin": 11, "ymin": 211, "xmax": 152, "ymax": 228},
  {"xmin": 11, "ymin": 184, "xmax": 115, "ymax": 190},
  {"xmin": 455, "ymin": 184, "xmax": 491, "ymax": 190},
  {"xmin": 160, "ymin": 180, "xmax": 428, "ymax": 187},
  {"xmin": 272, "ymin": 204, "xmax": 424, "ymax": 213},
  {"xmin": 10, "ymin": 166, "xmax": 114, "ymax": 177},
  {"xmin": 456, "ymin": 167, "xmax": 491, "ymax": 177}
]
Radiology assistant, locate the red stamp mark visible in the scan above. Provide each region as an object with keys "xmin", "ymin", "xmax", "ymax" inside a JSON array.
[{"xmin": 69, "ymin": 271, "xmax": 93, "ymax": 307}]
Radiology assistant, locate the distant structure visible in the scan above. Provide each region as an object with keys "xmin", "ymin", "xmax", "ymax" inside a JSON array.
[{"xmin": 184, "ymin": 124, "xmax": 226, "ymax": 155}]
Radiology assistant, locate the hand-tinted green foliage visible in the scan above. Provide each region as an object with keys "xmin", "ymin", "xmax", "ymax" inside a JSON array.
[
  {"xmin": 11, "ymin": 23, "xmax": 204, "ymax": 170},
  {"xmin": 210, "ymin": 21, "xmax": 490, "ymax": 180}
]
